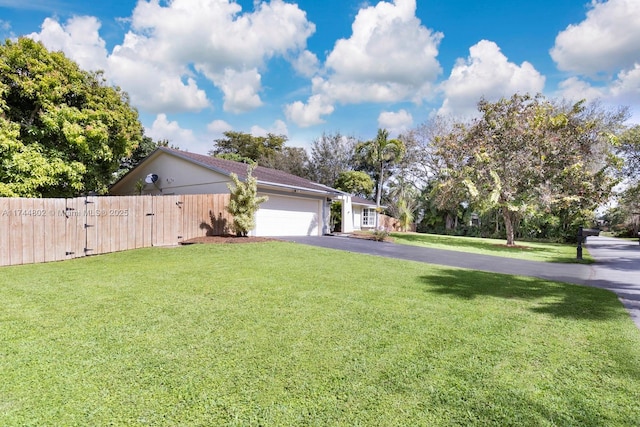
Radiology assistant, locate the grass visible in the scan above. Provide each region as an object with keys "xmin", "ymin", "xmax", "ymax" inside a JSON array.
[
  {"xmin": 1, "ymin": 242, "xmax": 639, "ymax": 426},
  {"xmin": 391, "ymin": 232, "xmax": 593, "ymax": 263}
]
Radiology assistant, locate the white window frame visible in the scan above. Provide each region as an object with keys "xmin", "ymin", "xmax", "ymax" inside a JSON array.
[{"xmin": 362, "ymin": 208, "xmax": 376, "ymax": 227}]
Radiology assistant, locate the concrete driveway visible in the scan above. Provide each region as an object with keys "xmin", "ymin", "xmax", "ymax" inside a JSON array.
[{"xmin": 278, "ymin": 235, "xmax": 640, "ymax": 329}]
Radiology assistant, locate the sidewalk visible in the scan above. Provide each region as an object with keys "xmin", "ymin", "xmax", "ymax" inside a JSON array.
[{"xmin": 278, "ymin": 235, "xmax": 640, "ymax": 329}]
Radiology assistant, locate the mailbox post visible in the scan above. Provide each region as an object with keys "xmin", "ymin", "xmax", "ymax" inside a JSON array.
[{"xmin": 576, "ymin": 226, "xmax": 600, "ymax": 260}]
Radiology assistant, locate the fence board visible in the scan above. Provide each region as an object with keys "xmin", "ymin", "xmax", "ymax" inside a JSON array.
[
  {"xmin": 31, "ymin": 198, "xmax": 46, "ymax": 264},
  {"xmin": 52, "ymin": 198, "xmax": 67, "ymax": 262},
  {"xmin": 9, "ymin": 199, "xmax": 23, "ymax": 265},
  {"xmin": 0, "ymin": 198, "xmax": 11, "ymax": 266}
]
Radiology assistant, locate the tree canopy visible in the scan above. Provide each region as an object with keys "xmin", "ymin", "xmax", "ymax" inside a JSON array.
[
  {"xmin": 307, "ymin": 132, "xmax": 356, "ymax": 187},
  {"xmin": 429, "ymin": 94, "xmax": 626, "ymax": 245},
  {"xmin": 355, "ymin": 128, "xmax": 405, "ymax": 209},
  {"xmin": 210, "ymin": 131, "xmax": 287, "ymax": 165},
  {"xmin": 0, "ymin": 38, "xmax": 143, "ymax": 197}
]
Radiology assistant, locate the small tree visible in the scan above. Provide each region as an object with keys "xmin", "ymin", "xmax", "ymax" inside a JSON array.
[{"xmin": 226, "ymin": 163, "xmax": 268, "ymax": 237}]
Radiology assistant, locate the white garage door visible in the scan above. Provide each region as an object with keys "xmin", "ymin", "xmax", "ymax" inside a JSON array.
[{"xmin": 255, "ymin": 195, "xmax": 322, "ymax": 236}]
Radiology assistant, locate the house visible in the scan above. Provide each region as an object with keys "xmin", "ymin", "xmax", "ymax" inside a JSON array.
[
  {"xmin": 338, "ymin": 194, "xmax": 381, "ymax": 233},
  {"xmin": 110, "ymin": 147, "xmax": 343, "ymax": 237}
]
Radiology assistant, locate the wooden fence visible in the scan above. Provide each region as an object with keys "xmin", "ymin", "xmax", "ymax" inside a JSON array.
[{"xmin": 0, "ymin": 194, "xmax": 231, "ymax": 267}]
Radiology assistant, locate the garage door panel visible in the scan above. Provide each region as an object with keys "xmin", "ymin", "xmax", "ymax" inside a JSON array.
[{"xmin": 255, "ymin": 195, "xmax": 321, "ymax": 236}]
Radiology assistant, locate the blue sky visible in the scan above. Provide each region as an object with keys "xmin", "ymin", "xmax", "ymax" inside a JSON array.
[{"xmin": 1, "ymin": 0, "xmax": 639, "ymax": 154}]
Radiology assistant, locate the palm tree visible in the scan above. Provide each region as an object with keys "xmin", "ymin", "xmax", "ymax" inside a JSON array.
[{"xmin": 356, "ymin": 129, "xmax": 405, "ymax": 228}]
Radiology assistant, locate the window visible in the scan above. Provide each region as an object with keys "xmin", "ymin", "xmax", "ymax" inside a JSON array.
[{"xmin": 362, "ymin": 208, "xmax": 376, "ymax": 227}]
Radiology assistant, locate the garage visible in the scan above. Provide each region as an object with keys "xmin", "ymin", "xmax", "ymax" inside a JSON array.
[{"xmin": 254, "ymin": 194, "xmax": 323, "ymax": 236}]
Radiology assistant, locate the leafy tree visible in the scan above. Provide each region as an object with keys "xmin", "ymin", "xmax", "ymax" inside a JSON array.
[
  {"xmin": 260, "ymin": 146, "xmax": 310, "ymax": 178},
  {"xmin": 210, "ymin": 131, "xmax": 286, "ymax": 164},
  {"xmin": 355, "ymin": 129, "xmax": 405, "ymax": 214},
  {"xmin": 226, "ymin": 163, "xmax": 268, "ymax": 237},
  {"xmin": 308, "ymin": 131, "xmax": 356, "ymax": 187},
  {"xmin": 431, "ymin": 94, "xmax": 625, "ymax": 245},
  {"xmin": 0, "ymin": 38, "xmax": 143, "ymax": 197},
  {"xmin": 618, "ymin": 125, "xmax": 640, "ymax": 181},
  {"xmin": 334, "ymin": 170, "xmax": 373, "ymax": 198},
  {"xmin": 386, "ymin": 175, "xmax": 419, "ymax": 232}
]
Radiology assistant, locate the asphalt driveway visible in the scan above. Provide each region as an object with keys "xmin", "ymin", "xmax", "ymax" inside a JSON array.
[{"xmin": 278, "ymin": 235, "xmax": 640, "ymax": 329}]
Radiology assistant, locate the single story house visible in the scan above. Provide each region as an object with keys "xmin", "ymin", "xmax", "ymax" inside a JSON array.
[{"xmin": 110, "ymin": 147, "xmax": 349, "ymax": 236}]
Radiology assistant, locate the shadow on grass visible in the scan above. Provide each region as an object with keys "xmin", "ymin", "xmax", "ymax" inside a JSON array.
[
  {"xmin": 420, "ymin": 268, "xmax": 625, "ymax": 322},
  {"xmin": 394, "ymin": 233, "xmax": 592, "ymax": 264}
]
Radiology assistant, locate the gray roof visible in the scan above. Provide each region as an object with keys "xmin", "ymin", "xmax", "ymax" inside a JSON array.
[
  {"xmin": 350, "ymin": 195, "xmax": 378, "ymax": 207},
  {"xmin": 158, "ymin": 147, "xmax": 341, "ymax": 195}
]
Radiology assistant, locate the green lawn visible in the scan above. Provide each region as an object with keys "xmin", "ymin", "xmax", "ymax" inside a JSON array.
[
  {"xmin": 391, "ymin": 232, "xmax": 593, "ymax": 263},
  {"xmin": 1, "ymin": 242, "xmax": 639, "ymax": 426}
]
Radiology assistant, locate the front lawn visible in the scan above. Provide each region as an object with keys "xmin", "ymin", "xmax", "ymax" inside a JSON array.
[
  {"xmin": 391, "ymin": 232, "xmax": 592, "ymax": 263},
  {"xmin": 1, "ymin": 242, "xmax": 638, "ymax": 426}
]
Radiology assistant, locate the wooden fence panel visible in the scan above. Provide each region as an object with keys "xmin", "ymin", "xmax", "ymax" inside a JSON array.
[{"xmin": 0, "ymin": 194, "xmax": 230, "ymax": 267}]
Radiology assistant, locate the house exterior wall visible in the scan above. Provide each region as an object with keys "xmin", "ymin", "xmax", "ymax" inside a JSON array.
[
  {"xmin": 110, "ymin": 152, "xmax": 231, "ymax": 196},
  {"xmin": 339, "ymin": 195, "xmax": 354, "ymax": 233}
]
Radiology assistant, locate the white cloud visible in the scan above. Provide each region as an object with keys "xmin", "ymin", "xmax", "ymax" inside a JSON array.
[
  {"xmin": 557, "ymin": 77, "xmax": 605, "ymax": 103},
  {"xmin": 438, "ymin": 40, "xmax": 546, "ymax": 118},
  {"xmin": 207, "ymin": 119, "xmax": 233, "ymax": 135},
  {"xmin": 213, "ymin": 68, "xmax": 263, "ymax": 113},
  {"xmin": 550, "ymin": 0, "xmax": 640, "ymax": 75},
  {"xmin": 556, "ymin": 65, "xmax": 640, "ymax": 124},
  {"xmin": 28, "ymin": 16, "xmax": 108, "ymax": 72},
  {"xmin": 29, "ymin": 0, "xmax": 315, "ymax": 116},
  {"xmin": 291, "ymin": 50, "xmax": 320, "ymax": 78},
  {"xmin": 610, "ymin": 63, "xmax": 640, "ymax": 104},
  {"xmin": 285, "ymin": 93, "xmax": 335, "ymax": 127},
  {"xmin": 378, "ymin": 109, "xmax": 413, "ymax": 135},
  {"xmin": 128, "ymin": 0, "xmax": 314, "ymax": 113},
  {"xmin": 285, "ymin": 0, "xmax": 442, "ymax": 127},
  {"xmin": 250, "ymin": 119, "xmax": 288, "ymax": 137},
  {"xmin": 146, "ymin": 114, "xmax": 197, "ymax": 148}
]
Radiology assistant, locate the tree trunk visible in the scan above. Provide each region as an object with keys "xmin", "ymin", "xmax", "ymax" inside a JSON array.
[
  {"xmin": 502, "ymin": 206, "xmax": 515, "ymax": 246},
  {"xmin": 446, "ymin": 213, "xmax": 454, "ymax": 230},
  {"xmin": 375, "ymin": 164, "xmax": 384, "ymax": 229}
]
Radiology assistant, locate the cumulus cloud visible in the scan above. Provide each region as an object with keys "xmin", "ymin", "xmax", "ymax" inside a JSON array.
[
  {"xmin": 557, "ymin": 77, "xmax": 605, "ymax": 103},
  {"xmin": 285, "ymin": 93, "xmax": 335, "ymax": 127},
  {"xmin": 285, "ymin": 0, "xmax": 442, "ymax": 127},
  {"xmin": 146, "ymin": 114, "xmax": 197, "ymax": 147},
  {"xmin": 250, "ymin": 119, "xmax": 288, "ymax": 137},
  {"xmin": 29, "ymin": 0, "xmax": 315, "ymax": 115},
  {"xmin": 378, "ymin": 109, "xmax": 413, "ymax": 135},
  {"xmin": 207, "ymin": 119, "xmax": 233, "ymax": 135},
  {"xmin": 28, "ymin": 16, "xmax": 108, "ymax": 72},
  {"xmin": 550, "ymin": 0, "xmax": 640, "ymax": 75},
  {"xmin": 610, "ymin": 63, "xmax": 640, "ymax": 104},
  {"xmin": 291, "ymin": 50, "xmax": 320, "ymax": 78},
  {"xmin": 213, "ymin": 68, "xmax": 263, "ymax": 113},
  {"xmin": 438, "ymin": 40, "xmax": 545, "ymax": 118},
  {"xmin": 125, "ymin": 0, "xmax": 314, "ymax": 113}
]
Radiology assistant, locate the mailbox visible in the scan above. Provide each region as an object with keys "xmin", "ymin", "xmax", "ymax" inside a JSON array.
[{"xmin": 576, "ymin": 227, "xmax": 600, "ymax": 260}]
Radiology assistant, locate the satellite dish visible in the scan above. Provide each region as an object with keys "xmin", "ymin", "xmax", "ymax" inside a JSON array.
[{"xmin": 145, "ymin": 173, "xmax": 159, "ymax": 184}]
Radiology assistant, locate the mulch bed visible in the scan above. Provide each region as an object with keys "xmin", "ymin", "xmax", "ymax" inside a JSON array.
[{"xmin": 180, "ymin": 235, "xmax": 276, "ymax": 245}]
